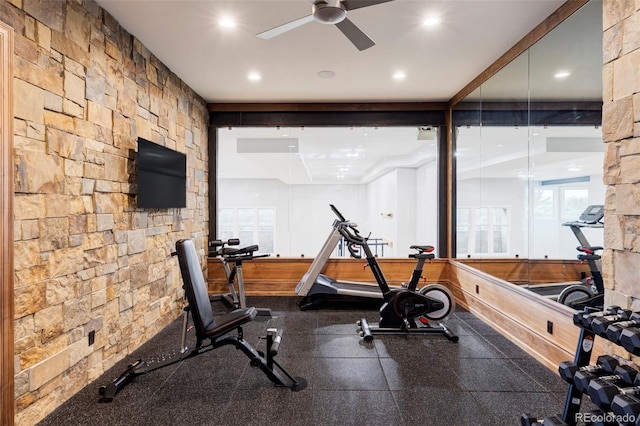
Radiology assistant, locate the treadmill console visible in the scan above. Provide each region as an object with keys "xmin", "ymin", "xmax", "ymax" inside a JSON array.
[{"xmin": 579, "ymin": 205, "xmax": 604, "ymax": 224}]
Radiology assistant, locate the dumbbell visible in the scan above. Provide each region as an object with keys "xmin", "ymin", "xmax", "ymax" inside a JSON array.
[
  {"xmin": 611, "ymin": 393, "xmax": 640, "ymax": 425},
  {"xmin": 575, "ymin": 363, "xmax": 638, "ymax": 394},
  {"xmin": 558, "ymin": 354, "xmax": 620, "ymax": 385},
  {"xmin": 591, "ymin": 309, "xmax": 633, "ymax": 336},
  {"xmin": 574, "ymin": 306, "xmax": 622, "ymax": 328},
  {"xmin": 620, "ymin": 327, "xmax": 640, "ymax": 356},
  {"xmin": 607, "ymin": 312, "xmax": 640, "ymax": 344},
  {"xmin": 587, "ymin": 368, "xmax": 640, "ymax": 410},
  {"xmin": 520, "ymin": 413, "xmax": 567, "ymax": 426}
]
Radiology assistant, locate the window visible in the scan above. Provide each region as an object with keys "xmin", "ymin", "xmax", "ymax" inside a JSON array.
[
  {"xmin": 533, "ymin": 188, "xmax": 554, "ymax": 219},
  {"xmin": 218, "ymin": 207, "xmax": 276, "ymax": 253},
  {"xmin": 561, "ymin": 188, "xmax": 588, "ymax": 222},
  {"xmin": 457, "ymin": 206, "xmax": 510, "ymax": 256}
]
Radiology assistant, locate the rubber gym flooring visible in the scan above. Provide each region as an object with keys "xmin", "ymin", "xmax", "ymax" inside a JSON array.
[{"xmin": 38, "ymin": 296, "xmax": 592, "ymax": 426}]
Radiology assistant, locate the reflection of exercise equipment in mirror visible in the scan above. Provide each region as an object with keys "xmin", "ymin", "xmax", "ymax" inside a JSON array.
[
  {"xmin": 98, "ymin": 239, "xmax": 305, "ymax": 402},
  {"xmin": 525, "ymin": 205, "xmax": 604, "ymax": 309},
  {"xmin": 296, "ymin": 204, "xmax": 457, "ymax": 342},
  {"xmin": 208, "ymin": 238, "xmax": 271, "ymax": 317}
]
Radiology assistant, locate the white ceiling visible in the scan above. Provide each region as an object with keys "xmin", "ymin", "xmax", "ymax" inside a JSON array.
[
  {"xmin": 218, "ymin": 124, "xmax": 604, "ymax": 185},
  {"xmin": 94, "ymin": 0, "xmax": 572, "ymax": 103},
  {"xmin": 218, "ymin": 126, "xmax": 438, "ymax": 184},
  {"xmin": 95, "ymin": 0, "xmax": 604, "ymax": 183}
]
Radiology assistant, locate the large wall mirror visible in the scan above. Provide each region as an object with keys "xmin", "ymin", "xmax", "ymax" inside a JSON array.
[
  {"xmin": 452, "ymin": 0, "xmax": 604, "ymax": 302},
  {"xmin": 217, "ymin": 125, "xmax": 440, "ymax": 258}
]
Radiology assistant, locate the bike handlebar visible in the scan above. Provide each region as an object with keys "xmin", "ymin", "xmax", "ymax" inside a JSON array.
[{"xmin": 330, "ymin": 204, "xmax": 347, "ymax": 222}]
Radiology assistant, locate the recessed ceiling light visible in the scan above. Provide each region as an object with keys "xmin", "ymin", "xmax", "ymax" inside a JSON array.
[
  {"xmin": 393, "ymin": 71, "xmax": 407, "ymax": 81},
  {"xmin": 554, "ymin": 70, "xmax": 571, "ymax": 79},
  {"xmin": 317, "ymin": 70, "xmax": 336, "ymax": 78},
  {"xmin": 423, "ymin": 16, "xmax": 441, "ymax": 26},
  {"xmin": 247, "ymin": 72, "xmax": 261, "ymax": 82},
  {"xmin": 219, "ymin": 18, "xmax": 236, "ymax": 28}
]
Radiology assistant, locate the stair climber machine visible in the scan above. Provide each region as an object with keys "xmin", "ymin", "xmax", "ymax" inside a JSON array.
[{"xmin": 295, "ymin": 204, "xmax": 458, "ymax": 342}]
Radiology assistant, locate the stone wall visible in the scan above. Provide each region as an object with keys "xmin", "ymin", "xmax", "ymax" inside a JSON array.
[
  {"xmin": 0, "ymin": 0, "xmax": 209, "ymax": 424},
  {"xmin": 601, "ymin": 0, "xmax": 640, "ymax": 313}
]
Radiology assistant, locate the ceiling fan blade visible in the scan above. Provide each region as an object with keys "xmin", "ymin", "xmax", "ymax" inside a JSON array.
[
  {"xmin": 257, "ymin": 14, "xmax": 315, "ymax": 39},
  {"xmin": 342, "ymin": 0, "xmax": 394, "ymax": 11},
  {"xmin": 335, "ymin": 18, "xmax": 375, "ymax": 51}
]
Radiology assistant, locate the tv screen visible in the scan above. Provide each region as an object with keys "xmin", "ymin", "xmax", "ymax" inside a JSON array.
[{"xmin": 137, "ymin": 137, "xmax": 187, "ymax": 208}]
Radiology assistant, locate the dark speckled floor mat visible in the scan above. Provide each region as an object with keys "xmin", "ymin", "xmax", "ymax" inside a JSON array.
[{"xmin": 38, "ymin": 296, "xmax": 584, "ymax": 426}]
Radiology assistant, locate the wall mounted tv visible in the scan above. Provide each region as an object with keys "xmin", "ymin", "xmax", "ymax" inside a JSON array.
[{"xmin": 137, "ymin": 137, "xmax": 187, "ymax": 208}]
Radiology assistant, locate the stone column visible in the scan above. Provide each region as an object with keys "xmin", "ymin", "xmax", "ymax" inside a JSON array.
[{"xmin": 602, "ymin": 0, "xmax": 640, "ymax": 308}]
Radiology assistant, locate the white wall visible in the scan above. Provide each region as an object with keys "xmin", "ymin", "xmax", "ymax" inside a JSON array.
[
  {"xmin": 530, "ymin": 174, "xmax": 605, "ymax": 259},
  {"xmin": 457, "ymin": 175, "xmax": 605, "ymax": 259},
  {"xmin": 363, "ymin": 166, "xmax": 437, "ymax": 257},
  {"xmin": 218, "ymin": 178, "xmax": 367, "ymax": 257},
  {"xmin": 416, "ymin": 161, "xmax": 439, "ymax": 248},
  {"xmin": 288, "ymin": 185, "xmax": 366, "ymax": 257},
  {"xmin": 457, "ymin": 177, "xmax": 529, "ymax": 257},
  {"xmin": 218, "ymin": 161, "xmax": 440, "ymax": 258}
]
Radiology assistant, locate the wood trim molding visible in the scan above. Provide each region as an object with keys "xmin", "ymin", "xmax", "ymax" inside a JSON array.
[
  {"xmin": 447, "ymin": 260, "xmax": 605, "ymax": 370},
  {"xmin": 448, "ymin": 0, "xmax": 590, "ymax": 107},
  {"xmin": 0, "ymin": 20, "xmax": 14, "ymax": 426}
]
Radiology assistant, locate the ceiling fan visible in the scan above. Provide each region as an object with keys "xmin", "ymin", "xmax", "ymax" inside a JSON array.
[{"xmin": 257, "ymin": 0, "xmax": 394, "ymax": 51}]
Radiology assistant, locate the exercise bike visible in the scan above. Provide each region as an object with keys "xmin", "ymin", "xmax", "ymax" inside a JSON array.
[
  {"xmin": 524, "ymin": 205, "xmax": 604, "ymax": 309},
  {"xmin": 296, "ymin": 204, "xmax": 457, "ymax": 342},
  {"xmin": 556, "ymin": 244, "xmax": 603, "ymax": 309},
  {"xmin": 208, "ymin": 238, "xmax": 271, "ymax": 317},
  {"xmin": 357, "ymin": 244, "xmax": 459, "ymax": 342},
  {"xmin": 556, "ymin": 205, "xmax": 604, "ymax": 309}
]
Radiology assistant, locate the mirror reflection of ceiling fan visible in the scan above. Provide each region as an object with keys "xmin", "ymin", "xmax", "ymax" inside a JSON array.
[{"xmin": 257, "ymin": 0, "xmax": 394, "ymax": 51}]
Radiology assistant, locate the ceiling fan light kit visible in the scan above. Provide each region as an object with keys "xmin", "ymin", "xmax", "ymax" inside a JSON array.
[
  {"xmin": 257, "ymin": 0, "xmax": 394, "ymax": 51},
  {"xmin": 313, "ymin": 0, "xmax": 347, "ymax": 24}
]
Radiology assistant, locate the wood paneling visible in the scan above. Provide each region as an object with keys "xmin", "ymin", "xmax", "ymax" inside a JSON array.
[
  {"xmin": 446, "ymin": 260, "xmax": 605, "ymax": 370},
  {"xmin": 459, "ymin": 258, "xmax": 591, "ymax": 285},
  {"xmin": 208, "ymin": 256, "xmax": 606, "ymax": 371},
  {"xmin": 207, "ymin": 257, "xmax": 449, "ymax": 295},
  {"xmin": 0, "ymin": 20, "xmax": 14, "ymax": 426}
]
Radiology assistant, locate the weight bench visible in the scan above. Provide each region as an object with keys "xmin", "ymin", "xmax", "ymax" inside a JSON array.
[{"xmin": 99, "ymin": 238, "xmax": 306, "ymax": 402}]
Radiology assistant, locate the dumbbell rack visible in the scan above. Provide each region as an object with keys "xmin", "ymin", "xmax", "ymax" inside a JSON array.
[{"xmin": 522, "ymin": 306, "xmax": 640, "ymax": 426}]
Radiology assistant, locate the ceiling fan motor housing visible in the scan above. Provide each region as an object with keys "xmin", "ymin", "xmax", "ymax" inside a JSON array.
[{"xmin": 313, "ymin": 0, "xmax": 347, "ymax": 24}]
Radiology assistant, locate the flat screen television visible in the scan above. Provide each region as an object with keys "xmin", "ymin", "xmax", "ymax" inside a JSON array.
[{"xmin": 137, "ymin": 137, "xmax": 187, "ymax": 208}]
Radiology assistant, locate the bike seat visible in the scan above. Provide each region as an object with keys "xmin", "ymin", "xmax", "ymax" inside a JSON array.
[
  {"xmin": 577, "ymin": 245, "xmax": 603, "ymax": 254},
  {"xmin": 410, "ymin": 245, "xmax": 434, "ymax": 253},
  {"xmin": 222, "ymin": 244, "xmax": 259, "ymax": 257}
]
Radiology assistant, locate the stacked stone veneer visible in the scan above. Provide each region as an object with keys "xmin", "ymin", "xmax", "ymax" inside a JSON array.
[
  {"xmin": 1, "ymin": 0, "xmax": 209, "ymax": 424},
  {"xmin": 601, "ymin": 0, "xmax": 640, "ymax": 313}
]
